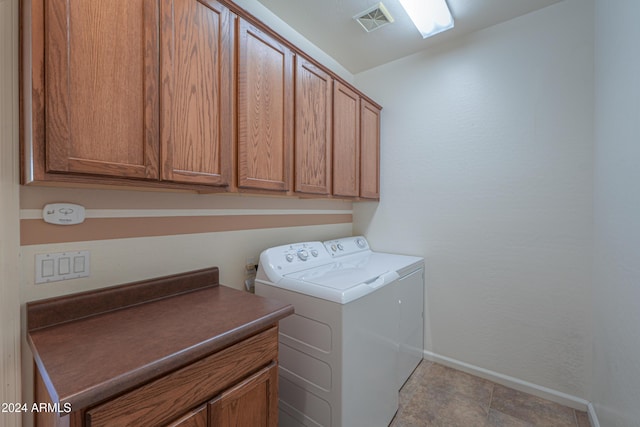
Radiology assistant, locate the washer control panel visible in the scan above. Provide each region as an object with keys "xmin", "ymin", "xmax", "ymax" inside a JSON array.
[
  {"xmin": 259, "ymin": 242, "xmax": 332, "ymax": 277},
  {"xmin": 323, "ymin": 236, "xmax": 370, "ymax": 257},
  {"xmin": 258, "ymin": 237, "xmax": 373, "ymax": 283}
]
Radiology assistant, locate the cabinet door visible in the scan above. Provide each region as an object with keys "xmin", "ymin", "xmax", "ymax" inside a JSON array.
[
  {"xmin": 160, "ymin": 0, "xmax": 233, "ymax": 186},
  {"xmin": 295, "ymin": 57, "xmax": 333, "ymax": 195},
  {"xmin": 45, "ymin": 0, "xmax": 159, "ymax": 179},
  {"xmin": 360, "ymin": 100, "xmax": 381, "ymax": 199},
  {"xmin": 167, "ymin": 405, "xmax": 207, "ymax": 427},
  {"xmin": 332, "ymin": 82, "xmax": 360, "ymax": 198},
  {"xmin": 237, "ymin": 20, "xmax": 294, "ymax": 191},
  {"xmin": 209, "ymin": 363, "xmax": 278, "ymax": 427}
]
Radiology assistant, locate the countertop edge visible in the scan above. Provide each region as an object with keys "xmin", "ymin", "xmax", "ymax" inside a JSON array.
[{"xmin": 60, "ymin": 304, "xmax": 293, "ymax": 410}]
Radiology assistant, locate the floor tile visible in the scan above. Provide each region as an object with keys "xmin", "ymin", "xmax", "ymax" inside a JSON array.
[
  {"xmin": 487, "ymin": 408, "xmax": 534, "ymax": 427},
  {"xmin": 575, "ymin": 410, "xmax": 591, "ymax": 427},
  {"xmin": 392, "ymin": 361, "xmax": 591, "ymax": 427},
  {"xmin": 414, "ymin": 363, "xmax": 495, "ymax": 408},
  {"xmin": 490, "ymin": 384, "xmax": 577, "ymax": 427},
  {"xmin": 399, "ymin": 385, "xmax": 491, "ymax": 427}
]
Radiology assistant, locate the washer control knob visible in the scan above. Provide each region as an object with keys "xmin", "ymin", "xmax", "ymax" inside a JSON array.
[
  {"xmin": 356, "ymin": 238, "xmax": 366, "ymax": 248},
  {"xmin": 286, "ymin": 254, "xmax": 294, "ymax": 262},
  {"xmin": 311, "ymin": 249, "xmax": 319, "ymax": 257},
  {"xmin": 331, "ymin": 244, "xmax": 337, "ymax": 252},
  {"xmin": 337, "ymin": 243, "xmax": 344, "ymax": 251},
  {"xmin": 297, "ymin": 249, "xmax": 309, "ymax": 261}
]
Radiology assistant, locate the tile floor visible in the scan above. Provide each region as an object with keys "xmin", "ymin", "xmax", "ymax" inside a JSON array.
[{"xmin": 390, "ymin": 361, "xmax": 591, "ymax": 427}]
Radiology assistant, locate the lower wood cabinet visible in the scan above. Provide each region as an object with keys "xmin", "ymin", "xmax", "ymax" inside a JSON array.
[
  {"xmin": 35, "ymin": 327, "xmax": 279, "ymax": 427},
  {"xmin": 167, "ymin": 405, "xmax": 207, "ymax": 427},
  {"xmin": 168, "ymin": 363, "xmax": 277, "ymax": 427},
  {"xmin": 209, "ymin": 363, "xmax": 278, "ymax": 427}
]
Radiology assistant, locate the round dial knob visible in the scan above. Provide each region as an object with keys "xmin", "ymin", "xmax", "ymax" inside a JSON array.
[
  {"xmin": 311, "ymin": 249, "xmax": 319, "ymax": 257},
  {"xmin": 331, "ymin": 244, "xmax": 337, "ymax": 252},
  {"xmin": 285, "ymin": 254, "xmax": 294, "ymax": 262},
  {"xmin": 356, "ymin": 238, "xmax": 366, "ymax": 248},
  {"xmin": 297, "ymin": 249, "xmax": 309, "ymax": 261},
  {"xmin": 337, "ymin": 243, "xmax": 344, "ymax": 251}
]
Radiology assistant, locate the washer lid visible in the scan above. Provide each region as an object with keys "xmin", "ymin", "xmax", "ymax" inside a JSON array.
[
  {"xmin": 284, "ymin": 258, "xmax": 390, "ymax": 290},
  {"xmin": 272, "ymin": 252, "xmax": 399, "ymax": 303},
  {"xmin": 273, "ymin": 268, "xmax": 399, "ymax": 304}
]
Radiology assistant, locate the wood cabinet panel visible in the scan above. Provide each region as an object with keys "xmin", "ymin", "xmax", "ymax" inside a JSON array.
[
  {"xmin": 295, "ymin": 57, "xmax": 333, "ymax": 195},
  {"xmin": 332, "ymin": 81, "xmax": 361, "ymax": 198},
  {"xmin": 23, "ymin": 0, "xmax": 381, "ymax": 198},
  {"xmin": 86, "ymin": 327, "xmax": 277, "ymax": 427},
  {"xmin": 160, "ymin": 0, "xmax": 233, "ymax": 186},
  {"xmin": 360, "ymin": 100, "xmax": 381, "ymax": 199},
  {"xmin": 209, "ymin": 363, "xmax": 278, "ymax": 427},
  {"xmin": 237, "ymin": 20, "xmax": 294, "ymax": 191},
  {"xmin": 45, "ymin": 0, "xmax": 159, "ymax": 179},
  {"xmin": 167, "ymin": 405, "xmax": 207, "ymax": 427}
]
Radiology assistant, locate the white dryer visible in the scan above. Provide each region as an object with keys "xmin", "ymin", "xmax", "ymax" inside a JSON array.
[{"xmin": 255, "ymin": 236, "xmax": 424, "ymax": 427}]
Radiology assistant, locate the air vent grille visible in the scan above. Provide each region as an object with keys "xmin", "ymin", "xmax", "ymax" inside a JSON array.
[{"xmin": 354, "ymin": 2, "xmax": 394, "ymax": 33}]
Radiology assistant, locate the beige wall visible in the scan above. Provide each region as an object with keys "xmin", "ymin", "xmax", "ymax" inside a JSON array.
[
  {"xmin": 20, "ymin": 187, "xmax": 353, "ymax": 302},
  {"xmin": 0, "ymin": 0, "xmax": 21, "ymax": 426},
  {"xmin": 19, "ymin": 191, "xmax": 352, "ymax": 427}
]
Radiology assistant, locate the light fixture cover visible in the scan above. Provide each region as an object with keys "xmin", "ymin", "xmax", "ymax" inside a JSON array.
[
  {"xmin": 398, "ymin": 0, "xmax": 454, "ymax": 38},
  {"xmin": 354, "ymin": 2, "xmax": 395, "ymax": 33}
]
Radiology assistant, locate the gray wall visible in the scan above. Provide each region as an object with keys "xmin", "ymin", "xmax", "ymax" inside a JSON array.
[
  {"xmin": 593, "ymin": 0, "xmax": 640, "ymax": 425},
  {"xmin": 354, "ymin": 0, "xmax": 594, "ymax": 401}
]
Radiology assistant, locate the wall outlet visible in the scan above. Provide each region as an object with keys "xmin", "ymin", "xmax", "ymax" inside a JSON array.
[
  {"xmin": 35, "ymin": 251, "xmax": 90, "ymax": 284},
  {"xmin": 245, "ymin": 256, "xmax": 258, "ymax": 292},
  {"xmin": 245, "ymin": 257, "xmax": 258, "ymax": 275}
]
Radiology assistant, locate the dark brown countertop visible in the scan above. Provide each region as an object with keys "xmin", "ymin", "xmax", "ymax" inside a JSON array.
[{"xmin": 27, "ymin": 268, "xmax": 293, "ymax": 412}]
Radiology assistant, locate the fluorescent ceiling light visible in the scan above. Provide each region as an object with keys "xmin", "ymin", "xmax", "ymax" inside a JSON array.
[{"xmin": 398, "ymin": 0, "xmax": 454, "ymax": 38}]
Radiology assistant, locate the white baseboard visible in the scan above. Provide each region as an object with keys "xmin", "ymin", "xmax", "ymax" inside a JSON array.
[
  {"xmin": 587, "ymin": 403, "xmax": 601, "ymax": 427},
  {"xmin": 423, "ymin": 350, "xmax": 591, "ymax": 412}
]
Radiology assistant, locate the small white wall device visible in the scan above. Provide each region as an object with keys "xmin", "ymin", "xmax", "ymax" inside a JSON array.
[{"xmin": 43, "ymin": 203, "xmax": 86, "ymax": 225}]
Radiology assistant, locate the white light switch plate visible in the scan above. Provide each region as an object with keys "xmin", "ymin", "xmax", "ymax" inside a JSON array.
[{"xmin": 35, "ymin": 251, "xmax": 90, "ymax": 284}]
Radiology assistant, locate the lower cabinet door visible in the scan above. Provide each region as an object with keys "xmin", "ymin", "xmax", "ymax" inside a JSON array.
[
  {"xmin": 209, "ymin": 363, "xmax": 278, "ymax": 427},
  {"xmin": 167, "ymin": 405, "xmax": 207, "ymax": 427}
]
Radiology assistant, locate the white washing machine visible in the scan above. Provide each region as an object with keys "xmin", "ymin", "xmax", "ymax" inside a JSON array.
[{"xmin": 255, "ymin": 236, "xmax": 424, "ymax": 427}]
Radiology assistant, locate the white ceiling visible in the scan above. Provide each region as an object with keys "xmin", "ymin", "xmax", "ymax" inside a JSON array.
[{"xmin": 255, "ymin": 0, "xmax": 564, "ymax": 74}]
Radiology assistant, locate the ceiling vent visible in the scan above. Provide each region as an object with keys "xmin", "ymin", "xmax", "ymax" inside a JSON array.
[{"xmin": 354, "ymin": 2, "xmax": 394, "ymax": 33}]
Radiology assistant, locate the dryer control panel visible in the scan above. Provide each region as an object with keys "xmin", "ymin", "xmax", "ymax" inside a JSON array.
[{"xmin": 323, "ymin": 236, "xmax": 370, "ymax": 257}]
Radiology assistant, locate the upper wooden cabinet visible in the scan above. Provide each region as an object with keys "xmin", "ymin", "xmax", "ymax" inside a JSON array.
[
  {"xmin": 295, "ymin": 57, "xmax": 333, "ymax": 195},
  {"xmin": 332, "ymin": 81, "xmax": 361, "ymax": 198},
  {"xmin": 22, "ymin": 0, "xmax": 381, "ymax": 199},
  {"xmin": 237, "ymin": 19, "xmax": 294, "ymax": 192},
  {"xmin": 332, "ymin": 82, "xmax": 381, "ymax": 200},
  {"xmin": 160, "ymin": 0, "xmax": 234, "ymax": 186},
  {"xmin": 360, "ymin": 100, "xmax": 381, "ymax": 200},
  {"xmin": 44, "ymin": 0, "xmax": 160, "ymax": 179}
]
